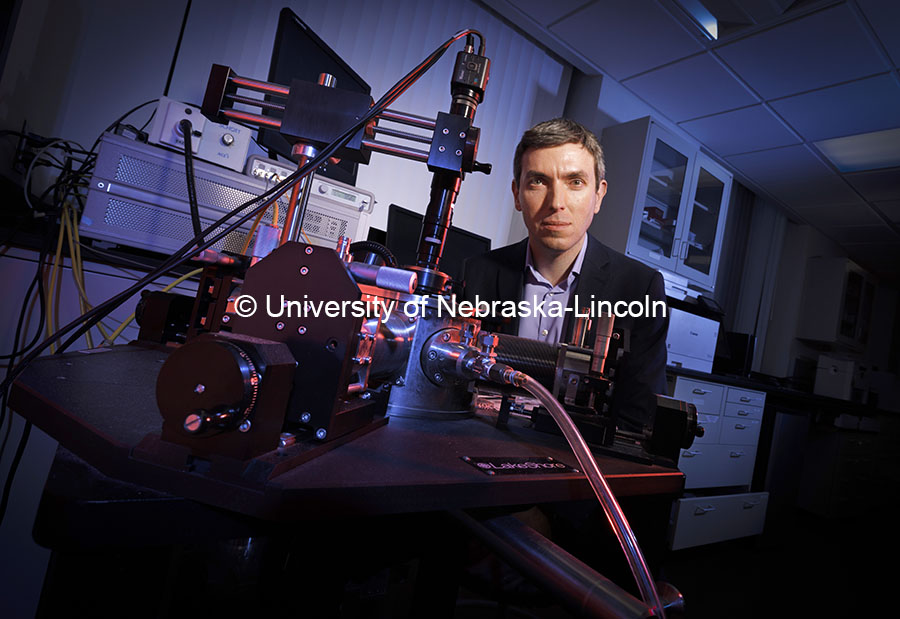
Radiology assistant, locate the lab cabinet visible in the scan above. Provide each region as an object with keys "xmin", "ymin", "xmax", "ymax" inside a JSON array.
[
  {"xmin": 592, "ymin": 117, "xmax": 732, "ymax": 291},
  {"xmin": 797, "ymin": 257, "xmax": 875, "ymax": 349},
  {"xmin": 668, "ymin": 376, "xmax": 769, "ymax": 549}
]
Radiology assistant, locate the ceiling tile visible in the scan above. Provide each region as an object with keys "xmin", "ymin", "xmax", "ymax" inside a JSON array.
[
  {"xmin": 679, "ymin": 104, "xmax": 799, "ymax": 155},
  {"xmin": 769, "ymin": 74, "xmax": 900, "ymax": 142},
  {"xmin": 498, "ymin": 0, "xmax": 592, "ymax": 28},
  {"xmin": 793, "ymin": 203, "xmax": 886, "ymax": 228},
  {"xmin": 550, "ymin": 0, "xmax": 704, "ymax": 80},
  {"xmin": 622, "ymin": 53, "xmax": 758, "ymax": 121},
  {"xmin": 856, "ymin": 0, "xmax": 900, "ymax": 67},
  {"xmin": 726, "ymin": 144, "xmax": 862, "ymax": 206},
  {"xmin": 844, "ymin": 168, "xmax": 900, "ymax": 202},
  {"xmin": 874, "ymin": 200, "xmax": 900, "ymax": 223},
  {"xmin": 715, "ymin": 3, "xmax": 889, "ymax": 99},
  {"xmin": 820, "ymin": 224, "xmax": 900, "ymax": 244}
]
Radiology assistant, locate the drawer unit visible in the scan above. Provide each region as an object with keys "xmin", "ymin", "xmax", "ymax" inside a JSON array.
[
  {"xmin": 720, "ymin": 418, "xmax": 762, "ymax": 445},
  {"xmin": 723, "ymin": 401, "xmax": 763, "ymax": 421},
  {"xmin": 679, "ymin": 444, "xmax": 757, "ymax": 489},
  {"xmin": 726, "ymin": 387, "xmax": 765, "ymax": 408},
  {"xmin": 669, "ymin": 492, "xmax": 769, "ymax": 550},
  {"xmin": 673, "ymin": 379, "xmax": 725, "ymax": 415}
]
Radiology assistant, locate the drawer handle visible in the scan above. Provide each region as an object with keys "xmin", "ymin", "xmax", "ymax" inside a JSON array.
[
  {"xmin": 692, "ymin": 388, "xmax": 710, "ymax": 395},
  {"xmin": 729, "ymin": 451, "xmax": 744, "ymax": 458},
  {"xmin": 737, "ymin": 410, "xmax": 749, "ymax": 416},
  {"xmin": 682, "ymin": 450, "xmax": 701, "ymax": 458},
  {"xmin": 734, "ymin": 424, "xmax": 747, "ymax": 430},
  {"xmin": 742, "ymin": 500, "xmax": 760, "ymax": 509},
  {"xmin": 694, "ymin": 505, "xmax": 716, "ymax": 516},
  {"xmin": 739, "ymin": 396, "xmax": 752, "ymax": 403}
]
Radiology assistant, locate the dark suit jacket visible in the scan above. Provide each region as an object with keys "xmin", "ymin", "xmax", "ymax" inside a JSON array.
[{"xmin": 460, "ymin": 235, "xmax": 668, "ymax": 429}]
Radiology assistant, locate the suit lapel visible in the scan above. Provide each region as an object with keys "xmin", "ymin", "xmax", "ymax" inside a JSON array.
[
  {"xmin": 566, "ymin": 236, "xmax": 612, "ymax": 342},
  {"xmin": 495, "ymin": 239, "xmax": 526, "ymax": 334}
]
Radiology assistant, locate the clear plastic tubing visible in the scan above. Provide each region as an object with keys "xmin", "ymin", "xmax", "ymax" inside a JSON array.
[{"xmin": 518, "ymin": 373, "xmax": 665, "ymax": 617}]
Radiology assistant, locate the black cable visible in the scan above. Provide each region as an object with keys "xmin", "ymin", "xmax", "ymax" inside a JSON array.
[
  {"xmin": 164, "ymin": 0, "xmax": 192, "ymax": 97},
  {"xmin": 349, "ymin": 241, "xmax": 397, "ymax": 267},
  {"xmin": 179, "ymin": 119, "xmax": 203, "ymax": 245},
  {"xmin": 0, "ymin": 420, "xmax": 31, "ymax": 525}
]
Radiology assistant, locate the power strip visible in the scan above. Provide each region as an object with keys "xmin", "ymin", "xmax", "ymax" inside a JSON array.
[{"xmin": 146, "ymin": 96, "xmax": 252, "ymax": 173}]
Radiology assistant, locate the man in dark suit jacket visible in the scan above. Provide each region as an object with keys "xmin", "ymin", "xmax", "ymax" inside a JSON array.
[{"xmin": 461, "ymin": 118, "xmax": 668, "ymax": 429}]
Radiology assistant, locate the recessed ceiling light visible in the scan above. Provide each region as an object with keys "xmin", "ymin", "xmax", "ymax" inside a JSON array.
[
  {"xmin": 815, "ymin": 128, "xmax": 900, "ymax": 173},
  {"xmin": 676, "ymin": 0, "xmax": 718, "ymax": 40}
]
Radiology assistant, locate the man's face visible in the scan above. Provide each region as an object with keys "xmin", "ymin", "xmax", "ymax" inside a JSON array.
[{"xmin": 513, "ymin": 143, "xmax": 607, "ymax": 259}]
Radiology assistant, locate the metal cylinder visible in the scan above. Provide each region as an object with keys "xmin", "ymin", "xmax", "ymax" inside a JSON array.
[
  {"xmin": 492, "ymin": 334, "xmax": 558, "ymax": 387},
  {"xmin": 347, "ymin": 263, "xmax": 417, "ymax": 294}
]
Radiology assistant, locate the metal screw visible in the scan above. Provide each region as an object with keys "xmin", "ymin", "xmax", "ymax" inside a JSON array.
[
  {"xmin": 361, "ymin": 391, "xmax": 371, "ymax": 400},
  {"xmin": 300, "ymin": 412, "xmax": 311, "ymax": 423},
  {"xmin": 279, "ymin": 433, "xmax": 296, "ymax": 448},
  {"xmin": 300, "ymin": 266, "xmax": 309, "ymax": 275},
  {"xmin": 441, "ymin": 332, "xmax": 451, "ymax": 342},
  {"xmin": 315, "ymin": 428, "xmax": 327, "ymax": 440},
  {"xmin": 275, "ymin": 321, "xmax": 285, "ymax": 331},
  {"xmin": 459, "ymin": 131, "xmax": 466, "ymax": 138},
  {"xmin": 433, "ymin": 373, "xmax": 443, "ymax": 383},
  {"xmin": 442, "ymin": 128, "xmax": 449, "ymax": 135},
  {"xmin": 427, "ymin": 350, "xmax": 437, "ymax": 360},
  {"xmin": 183, "ymin": 414, "xmax": 203, "ymax": 433},
  {"xmin": 305, "ymin": 246, "xmax": 314, "ymax": 255},
  {"xmin": 298, "ymin": 326, "xmax": 307, "ymax": 334},
  {"xmin": 194, "ymin": 384, "xmax": 206, "ymax": 393},
  {"xmin": 238, "ymin": 420, "xmax": 252, "ymax": 433},
  {"xmin": 438, "ymin": 145, "xmax": 445, "ymax": 152},
  {"xmin": 612, "ymin": 333, "xmax": 620, "ymax": 340},
  {"xmin": 222, "ymin": 315, "xmax": 231, "ymax": 323},
  {"xmin": 394, "ymin": 377, "xmax": 405, "ymax": 386},
  {"xmin": 456, "ymin": 149, "xmax": 462, "ymax": 156}
]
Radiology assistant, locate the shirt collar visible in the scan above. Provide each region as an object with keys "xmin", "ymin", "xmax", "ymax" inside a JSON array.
[{"xmin": 524, "ymin": 235, "xmax": 589, "ymax": 288}]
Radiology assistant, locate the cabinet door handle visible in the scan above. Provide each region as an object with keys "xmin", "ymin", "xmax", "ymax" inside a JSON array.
[
  {"xmin": 692, "ymin": 388, "xmax": 710, "ymax": 395},
  {"xmin": 742, "ymin": 500, "xmax": 760, "ymax": 509},
  {"xmin": 739, "ymin": 396, "xmax": 752, "ymax": 403},
  {"xmin": 734, "ymin": 424, "xmax": 747, "ymax": 430},
  {"xmin": 729, "ymin": 451, "xmax": 744, "ymax": 458},
  {"xmin": 694, "ymin": 505, "xmax": 716, "ymax": 515},
  {"xmin": 737, "ymin": 410, "xmax": 749, "ymax": 416},
  {"xmin": 682, "ymin": 450, "xmax": 701, "ymax": 458}
]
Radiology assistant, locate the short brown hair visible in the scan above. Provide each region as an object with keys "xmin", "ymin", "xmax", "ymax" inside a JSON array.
[{"xmin": 513, "ymin": 118, "xmax": 605, "ymax": 188}]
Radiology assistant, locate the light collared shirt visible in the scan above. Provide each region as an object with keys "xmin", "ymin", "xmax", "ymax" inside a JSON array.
[{"xmin": 517, "ymin": 236, "xmax": 589, "ymax": 343}]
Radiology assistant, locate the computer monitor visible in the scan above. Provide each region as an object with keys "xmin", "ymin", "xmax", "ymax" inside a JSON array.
[
  {"xmin": 384, "ymin": 204, "xmax": 492, "ymax": 282},
  {"xmin": 259, "ymin": 8, "xmax": 371, "ymax": 186}
]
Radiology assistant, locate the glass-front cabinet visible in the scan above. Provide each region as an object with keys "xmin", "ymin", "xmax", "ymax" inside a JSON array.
[{"xmin": 591, "ymin": 117, "xmax": 732, "ymax": 292}]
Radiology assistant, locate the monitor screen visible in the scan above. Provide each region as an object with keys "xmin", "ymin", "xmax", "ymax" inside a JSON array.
[
  {"xmin": 384, "ymin": 204, "xmax": 492, "ymax": 283},
  {"xmin": 259, "ymin": 8, "xmax": 371, "ymax": 186}
]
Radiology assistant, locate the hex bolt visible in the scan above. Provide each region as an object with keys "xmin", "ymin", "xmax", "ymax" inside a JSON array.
[
  {"xmin": 300, "ymin": 412, "xmax": 311, "ymax": 423},
  {"xmin": 315, "ymin": 428, "xmax": 327, "ymax": 440}
]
